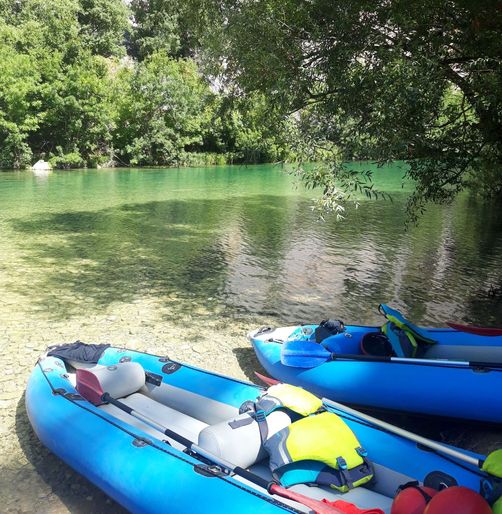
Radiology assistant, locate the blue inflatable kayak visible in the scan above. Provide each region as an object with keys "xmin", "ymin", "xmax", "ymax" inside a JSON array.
[
  {"xmin": 249, "ymin": 305, "xmax": 502, "ymax": 424},
  {"xmin": 26, "ymin": 343, "xmax": 499, "ymax": 513}
]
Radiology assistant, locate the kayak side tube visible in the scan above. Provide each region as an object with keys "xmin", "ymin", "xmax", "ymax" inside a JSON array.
[{"xmin": 25, "ymin": 357, "xmax": 295, "ymax": 514}]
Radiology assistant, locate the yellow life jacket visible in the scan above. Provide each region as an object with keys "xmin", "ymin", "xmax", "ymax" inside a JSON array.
[
  {"xmin": 258, "ymin": 383, "xmax": 323, "ymax": 416},
  {"xmin": 243, "ymin": 384, "xmax": 374, "ymax": 492}
]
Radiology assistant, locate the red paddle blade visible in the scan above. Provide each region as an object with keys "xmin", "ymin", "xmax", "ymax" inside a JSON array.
[
  {"xmin": 269, "ymin": 484, "xmax": 345, "ymax": 514},
  {"xmin": 447, "ymin": 322, "xmax": 502, "ymax": 337},
  {"xmin": 254, "ymin": 371, "xmax": 280, "ymax": 386},
  {"xmin": 76, "ymin": 368, "xmax": 104, "ymax": 405}
]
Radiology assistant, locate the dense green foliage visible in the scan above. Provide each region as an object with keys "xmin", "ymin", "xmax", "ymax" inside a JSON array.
[
  {"xmin": 0, "ymin": 0, "xmax": 289, "ymax": 169},
  {"xmin": 188, "ymin": 0, "xmax": 502, "ymax": 217},
  {"xmin": 1, "ymin": 0, "xmax": 501, "ymax": 219},
  {"xmin": 114, "ymin": 54, "xmax": 210, "ymax": 166},
  {"xmin": 128, "ymin": 0, "xmax": 196, "ymax": 60}
]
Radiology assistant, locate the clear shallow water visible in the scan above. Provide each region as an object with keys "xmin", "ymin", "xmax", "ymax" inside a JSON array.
[{"xmin": 1, "ymin": 162, "xmax": 502, "ymax": 327}]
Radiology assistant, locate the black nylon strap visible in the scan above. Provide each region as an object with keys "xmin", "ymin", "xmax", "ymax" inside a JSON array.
[{"xmin": 397, "ymin": 481, "xmax": 433, "ymax": 503}]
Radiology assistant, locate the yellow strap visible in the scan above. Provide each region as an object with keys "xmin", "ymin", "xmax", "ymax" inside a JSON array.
[{"xmin": 387, "ymin": 314, "xmax": 405, "ymax": 329}]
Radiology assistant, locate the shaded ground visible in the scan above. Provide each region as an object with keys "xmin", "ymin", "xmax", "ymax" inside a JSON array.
[
  {"xmin": 1, "ymin": 299, "xmax": 501, "ymax": 513},
  {"xmin": 0, "ymin": 298, "xmax": 269, "ymax": 513}
]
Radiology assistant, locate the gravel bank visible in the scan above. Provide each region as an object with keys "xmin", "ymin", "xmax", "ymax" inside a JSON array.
[{"xmin": 0, "ymin": 296, "xmax": 270, "ymax": 513}]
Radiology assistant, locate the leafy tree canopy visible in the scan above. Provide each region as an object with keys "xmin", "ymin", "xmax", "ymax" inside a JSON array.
[
  {"xmin": 113, "ymin": 53, "xmax": 212, "ymax": 166},
  {"xmin": 3, "ymin": 0, "xmax": 499, "ymax": 221},
  {"xmin": 0, "ymin": 0, "xmax": 288, "ymax": 169},
  {"xmin": 78, "ymin": 0, "xmax": 130, "ymax": 57},
  {"xmin": 203, "ymin": 93, "xmax": 293, "ymax": 163},
  {"xmin": 0, "ymin": 35, "xmax": 40, "ymax": 168},
  {"xmin": 192, "ymin": 0, "xmax": 502, "ymax": 218},
  {"xmin": 128, "ymin": 0, "xmax": 201, "ymax": 60}
]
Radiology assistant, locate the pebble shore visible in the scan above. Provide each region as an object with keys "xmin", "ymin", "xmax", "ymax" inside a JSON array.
[
  {"xmin": 1, "ymin": 296, "xmax": 501, "ymax": 513},
  {"xmin": 0, "ymin": 296, "xmax": 269, "ymax": 513}
]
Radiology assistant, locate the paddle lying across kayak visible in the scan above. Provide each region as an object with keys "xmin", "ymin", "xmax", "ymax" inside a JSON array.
[
  {"xmin": 27, "ymin": 342, "xmax": 502, "ymax": 513},
  {"xmin": 249, "ymin": 304, "xmax": 502, "ymax": 423}
]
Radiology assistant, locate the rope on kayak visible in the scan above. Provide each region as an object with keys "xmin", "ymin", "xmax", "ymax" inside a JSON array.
[
  {"xmin": 37, "ymin": 358, "xmax": 489, "ymax": 505},
  {"xmin": 114, "ymin": 347, "xmax": 267, "ymax": 389},
  {"xmin": 37, "ymin": 361, "xmax": 302, "ymax": 514}
]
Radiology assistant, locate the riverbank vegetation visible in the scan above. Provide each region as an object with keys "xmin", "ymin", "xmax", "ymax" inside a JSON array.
[
  {"xmin": 1, "ymin": 0, "xmax": 501, "ymax": 217},
  {"xmin": 188, "ymin": 0, "xmax": 502, "ymax": 218},
  {"xmin": 0, "ymin": 0, "xmax": 291, "ymax": 170}
]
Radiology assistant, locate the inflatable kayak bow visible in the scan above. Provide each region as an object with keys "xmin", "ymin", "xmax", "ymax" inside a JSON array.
[
  {"xmin": 26, "ymin": 342, "xmax": 502, "ymax": 513},
  {"xmin": 249, "ymin": 305, "xmax": 502, "ymax": 423}
]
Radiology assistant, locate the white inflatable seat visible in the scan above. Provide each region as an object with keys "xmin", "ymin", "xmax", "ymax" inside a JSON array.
[
  {"xmin": 143, "ymin": 382, "xmax": 240, "ymax": 425},
  {"xmin": 423, "ymin": 344, "xmax": 502, "ymax": 363},
  {"xmin": 76, "ymin": 362, "xmax": 146, "ymax": 404},
  {"xmin": 198, "ymin": 410, "xmax": 291, "ymax": 469},
  {"xmin": 99, "ymin": 392, "xmax": 208, "ymax": 446}
]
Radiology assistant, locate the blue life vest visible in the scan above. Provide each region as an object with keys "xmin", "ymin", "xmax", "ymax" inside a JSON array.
[{"xmin": 379, "ymin": 304, "xmax": 436, "ymax": 357}]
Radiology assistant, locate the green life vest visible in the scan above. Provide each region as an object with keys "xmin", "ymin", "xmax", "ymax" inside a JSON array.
[
  {"xmin": 244, "ymin": 384, "xmax": 374, "ymax": 493},
  {"xmin": 379, "ymin": 304, "xmax": 436, "ymax": 358}
]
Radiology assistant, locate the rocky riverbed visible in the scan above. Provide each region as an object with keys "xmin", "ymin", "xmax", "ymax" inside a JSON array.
[{"xmin": 1, "ymin": 295, "xmax": 501, "ymax": 513}]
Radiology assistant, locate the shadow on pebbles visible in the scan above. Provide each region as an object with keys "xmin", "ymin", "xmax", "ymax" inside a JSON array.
[
  {"xmin": 0, "ymin": 308, "xmax": 268, "ymax": 513},
  {"xmin": 1, "ymin": 312, "xmax": 501, "ymax": 513}
]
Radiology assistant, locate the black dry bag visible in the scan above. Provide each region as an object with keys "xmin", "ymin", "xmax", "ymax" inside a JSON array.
[{"xmin": 315, "ymin": 319, "xmax": 345, "ymax": 343}]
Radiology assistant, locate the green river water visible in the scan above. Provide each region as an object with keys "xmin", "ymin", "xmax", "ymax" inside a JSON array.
[
  {"xmin": 0, "ymin": 162, "xmax": 501, "ymax": 513},
  {"xmin": 1, "ymin": 162, "xmax": 501, "ymax": 326}
]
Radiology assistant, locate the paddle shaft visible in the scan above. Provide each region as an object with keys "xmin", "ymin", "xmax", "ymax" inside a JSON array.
[
  {"xmin": 102, "ymin": 393, "xmax": 344, "ymax": 514},
  {"xmin": 102, "ymin": 394, "xmax": 259, "ymax": 482},
  {"xmin": 252, "ymin": 373, "xmax": 484, "ymax": 470},
  {"xmin": 281, "ymin": 339, "xmax": 502, "ymax": 370},
  {"xmin": 330, "ymin": 353, "xmax": 502, "ymax": 370},
  {"xmin": 323, "ymin": 398, "xmax": 483, "ymax": 468}
]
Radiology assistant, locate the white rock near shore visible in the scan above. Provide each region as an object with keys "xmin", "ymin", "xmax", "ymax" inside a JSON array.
[{"xmin": 31, "ymin": 159, "xmax": 52, "ymax": 171}]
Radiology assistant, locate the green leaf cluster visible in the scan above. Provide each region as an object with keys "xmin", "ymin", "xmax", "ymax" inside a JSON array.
[
  {"xmin": 203, "ymin": 93, "xmax": 292, "ymax": 163},
  {"xmin": 0, "ymin": 0, "xmax": 291, "ymax": 169},
  {"xmin": 189, "ymin": 0, "xmax": 502, "ymax": 217},
  {"xmin": 113, "ymin": 53, "xmax": 211, "ymax": 166}
]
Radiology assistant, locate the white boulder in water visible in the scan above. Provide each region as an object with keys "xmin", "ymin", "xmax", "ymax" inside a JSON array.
[{"xmin": 31, "ymin": 160, "xmax": 52, "ymax": 171}]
